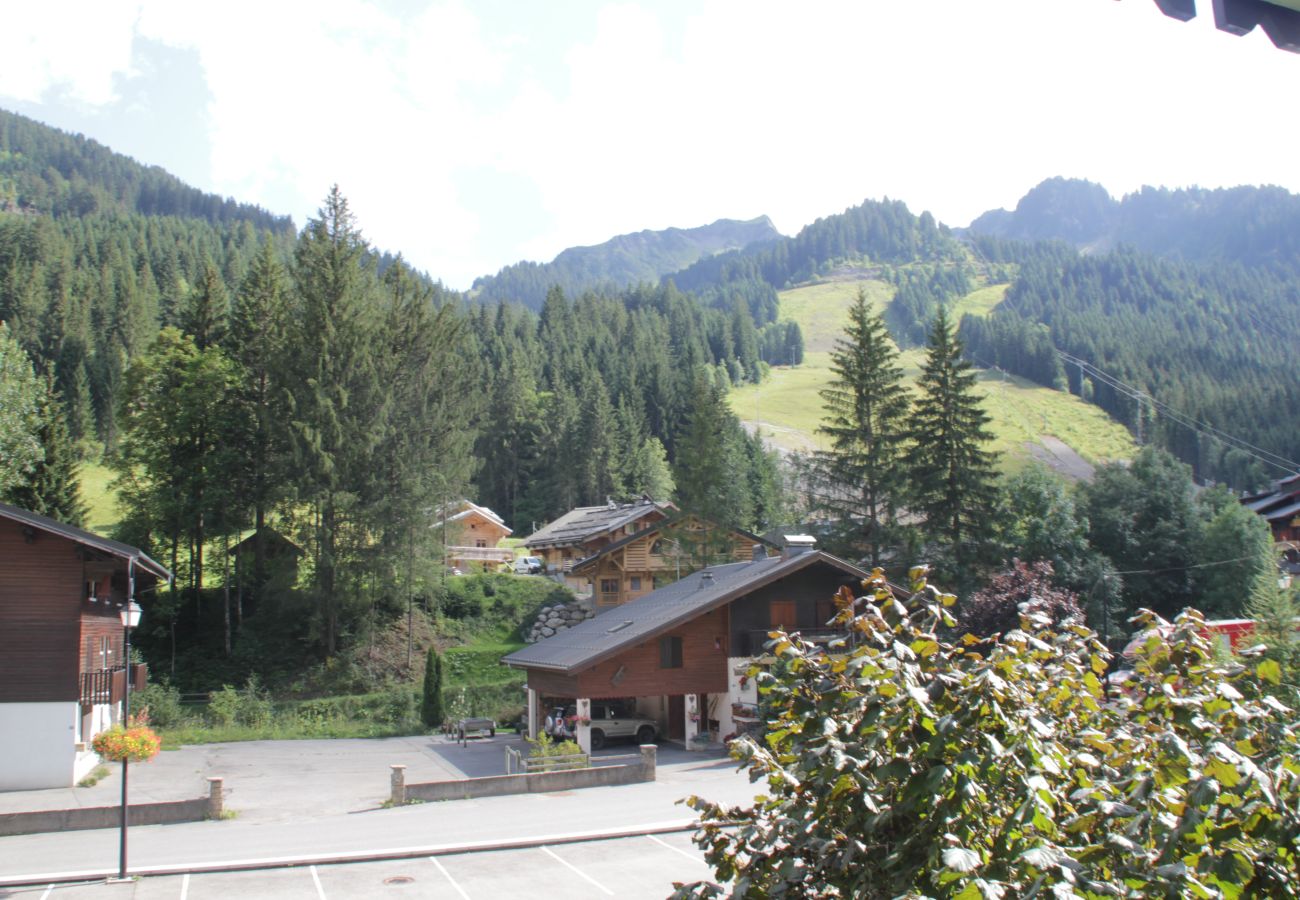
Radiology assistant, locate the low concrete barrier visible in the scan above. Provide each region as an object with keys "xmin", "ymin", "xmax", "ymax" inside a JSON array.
[
  {"xmin": 0, "ymin": 777, "xmax": 224, "ymax": 837},
  {"xmin": 394, "ymin": 745, "xmax": 656, "ymax": 804}
]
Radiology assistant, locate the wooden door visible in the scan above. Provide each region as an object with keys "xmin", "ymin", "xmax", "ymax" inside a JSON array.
[
  {"xmin": 667, "ymin": 694, "xmax": 685, "ymax": 740},
  {"xmin": 770, "ymin": 599, "xmax": 796, "ymax": 630}
]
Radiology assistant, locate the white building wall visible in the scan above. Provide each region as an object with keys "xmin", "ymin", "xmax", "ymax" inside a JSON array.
[{"xmin": 0, "ymin": 702, "xmax": 82, "ymax": 790}]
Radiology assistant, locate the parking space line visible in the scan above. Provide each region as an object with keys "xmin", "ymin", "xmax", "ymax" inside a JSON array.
[
  {"xmin": 39, "ymin": 886, "xmax": 53, "ymax": 900},
  {"xmin": 540, "ymin": 846, "xmax": 615, "ymax": 896},
  {"xmin": 180, "ymin": 872, "xmax": 190, "ymax": 900},
  {"xmin": 646, "ymin": 833, "xmax": 707, "ymax": 865},
  {"xmin": 310, "ymin": 865, "xmax": 326, "ymax": 900},
  {"xmin": 429, "ymin": 857, "xmax": 470, "ymax": 899}
]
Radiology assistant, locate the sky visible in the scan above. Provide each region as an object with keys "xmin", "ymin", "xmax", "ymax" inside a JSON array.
[{"xmin": 2, "ymin": 0, "xmax": 1296, "ymax": 290}]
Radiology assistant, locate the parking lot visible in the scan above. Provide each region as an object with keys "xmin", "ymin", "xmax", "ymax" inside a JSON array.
[{"xmin": 0, "ymin": 832, "xmax": 716, "ymax": 899}]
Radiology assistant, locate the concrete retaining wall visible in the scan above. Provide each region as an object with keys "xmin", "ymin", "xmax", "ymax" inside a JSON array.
[
  {"xmin": 394, "ymin": 745, "xmax": 655, "ymax": 804},
  {"xmin": 0, "ymin": 777, "xmax": 224, "ymax": 837}
]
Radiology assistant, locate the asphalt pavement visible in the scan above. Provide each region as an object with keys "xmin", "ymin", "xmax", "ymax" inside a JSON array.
[{"xmin": 0, "ymin": 735, "xmax": 754, "ymax": 888}]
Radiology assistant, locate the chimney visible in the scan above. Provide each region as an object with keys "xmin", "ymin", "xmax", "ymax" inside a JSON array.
[
  {"xmin": 751, "ymin": 544, "xmax": 767, "ymax": 562},
  {"xmin": 783, "ymin": 535, "xmax": 816, "ymax": 558},
  {"xmin": 699, "ymin": 571, "xmax": 715, "ymax": 589}
]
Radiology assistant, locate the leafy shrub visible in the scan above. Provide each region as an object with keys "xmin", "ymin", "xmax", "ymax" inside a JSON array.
[
  {"xmin": 207, "ymin": 676, "xmax": 273, "ymax": 727},
  {"xmin": 676, "ymin": 568, "xmax": 1300, "ymax": 898},
  {"xmin": 132, "ymin": 680, "xmax": 188, "ymax": 729}
]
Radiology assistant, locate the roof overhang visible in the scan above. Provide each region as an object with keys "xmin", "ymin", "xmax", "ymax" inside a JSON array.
[{"xmin": 0, "ymin": 502, "xmax": 173, "ymax": 582}]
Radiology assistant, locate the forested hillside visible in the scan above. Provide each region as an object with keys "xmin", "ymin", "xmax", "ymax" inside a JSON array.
[
  {"xmin": 470, "ymin": 215, "xmax": 780, "ymax": 309},
  {"xmin": 961, "ymin": 234, "xmax": 1300, "ymax": 489},
  {"xmin": 968, "ymin": 176, "xmax": 1300, "ymax": 274}
]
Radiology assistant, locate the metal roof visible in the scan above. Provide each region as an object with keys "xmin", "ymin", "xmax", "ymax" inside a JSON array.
[
  {"xmin": 0, "ymin": 501, "xmax": 172, "ymax": 581},
  {"xmin": 502, "ymin": 550, "xmax": 869, "ymax": 675},
  {"xmin": 523, "ymin": 497, "xmax": 672, "ymax": 549}
]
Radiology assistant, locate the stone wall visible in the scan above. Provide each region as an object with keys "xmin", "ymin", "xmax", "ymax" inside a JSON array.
[
  {"xmin": 0, "ymin": 777, "xmax": 224, "ymax": 836},
  {"xmin": 525, "ymin": 601, "xmax": 594, "ymax": 642},
  {"xmin": 393, "ymin": 745, "xmax": 655, "ymax": 803}
]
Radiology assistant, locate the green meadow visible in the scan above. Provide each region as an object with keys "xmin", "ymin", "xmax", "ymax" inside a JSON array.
[{"xmin": 733, "ymin": 277, "xmax": 1135, "ymax": 469}]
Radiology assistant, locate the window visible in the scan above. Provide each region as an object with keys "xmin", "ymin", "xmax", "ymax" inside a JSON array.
[
  {"xmin": 770, "ymin": 599, "xmax": 796, "ymax": 629},
  {"xmin": 630, "ymin": 576, "xmax": 642, "ymax": 592},
  {"xmin": 475, "ymin": 539, "xmax": 486, "ymax": 548},
  {"xmin": 660, "ymin": 636, "xmax": 683, "ymax": 668},
  {"xmin": 600, "ymin": 578, "xmax": 618, "ymax": 594}
]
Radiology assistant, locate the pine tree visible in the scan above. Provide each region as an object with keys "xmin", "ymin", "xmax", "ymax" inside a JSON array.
[
  {"xmin": 421, "ymin": 646, "xmax": 445, "ymax": 729},
  {"xmin": 181, "ymin": 259, "xmax": 228, "ymax": 350},
  {"xmin": 910, "ymin": 305, "xmax": 998, "ymax": 577},
  {"xmin": 810, "ymin": 288, "xmax": 912, "ymax": 566},
  {"xmin": 673, "ymin": 369, "xmax": 753, "ymax": 529},
  {"xmin": 6, "ymin": 373, "xmax": 88, "ymax": 524},
  {"xmin": 287, "ymin": 186, "xmax": 378, "ymax": 656},
  {"xmin": 0, "ymin": 322, "xmax": 44, "ymax": 495},
  {"xmin": 228, "ymin": 238, "xmax": 290, "ymax": 601}
]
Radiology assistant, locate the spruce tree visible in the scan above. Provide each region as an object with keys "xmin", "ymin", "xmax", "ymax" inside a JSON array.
[
  {"xmin": 672, "ymin": 369, "xmax": 753, "ymax": 529},
  {"xmin": 810, "ymin": 288, "xmax": 912, "ymax": 566},
  {"xmin": 421, "ymin": 646, "xmax": 445, "ymax": 729},
  {"xmin": 909, "ymin": 305, "xmax": 998, "ymax": 577},
  {"xmin": 228, "ymin": 238, "xmax": 290, "ymax": 601},
  {"xmin": 180, "ymin": 259, "xmax": 228, "ymax": 350},
  {"xmin": 6, "ymin": 373, "xmax": 88, "ymax": 525}
]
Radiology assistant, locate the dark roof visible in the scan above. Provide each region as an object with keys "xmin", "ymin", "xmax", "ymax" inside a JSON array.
[
  {"xmin": 1241, "ymin": 474, "xmax": 1300, "ymax": 515},
  {"xmin": 569, "ymin": 514, "xmax": 778, "ymax": 573},
  {"xmin": 0, "ymin": 501, "xmax": 172, "ymax": 581},
  {"xmin": 502, "ymin": 550, "xmax": 869, "ymax": 675},
  {"xmin": 523, "ymin": 497, "xmax": 673, "ymax": 550},
  {"xmin": 1264, "ymin": 498, "xmax": 1300, "ymax": 523},
  {"xmin": 227, "ymin": 527, "xmax": 304, "ymax": 557}
]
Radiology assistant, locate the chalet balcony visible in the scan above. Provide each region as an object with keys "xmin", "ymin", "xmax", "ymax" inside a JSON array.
[
  {"xmin": 79, "ymin": 663, "xmax": 147, "ymax": 708},
  {"xmin": 445, "ymin": 546, "xmax": 514, "ymax": 565}
]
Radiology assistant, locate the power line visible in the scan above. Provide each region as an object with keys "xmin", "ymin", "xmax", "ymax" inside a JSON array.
[{"xmin": 1057, "ymin": 350, "xmax": 1300, "ymax": 474}]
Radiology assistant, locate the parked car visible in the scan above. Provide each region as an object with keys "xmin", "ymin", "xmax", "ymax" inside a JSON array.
[{"xmin": 514, "ymin": 556, "xmax": 544, "ymax": 575}]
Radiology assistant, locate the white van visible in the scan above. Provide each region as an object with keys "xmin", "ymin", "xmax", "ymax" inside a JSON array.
[{"xmin": 514, "ymin": 556, "xmax": 544, "ymax": 575}]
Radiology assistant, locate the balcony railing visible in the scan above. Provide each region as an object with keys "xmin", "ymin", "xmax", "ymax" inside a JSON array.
[
  {"xmin": 446, "ymin": 545, "xmax": 514, "ymax": 562},
  {"xmin": 79, "ymin": 664, "xmax": 147, "ymax": 707}
]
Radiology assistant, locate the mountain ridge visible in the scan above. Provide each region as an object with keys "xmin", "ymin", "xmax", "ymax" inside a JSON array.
[{"xmin": 470, "ymin": 215, "xmax": 781, "ymax": 309}]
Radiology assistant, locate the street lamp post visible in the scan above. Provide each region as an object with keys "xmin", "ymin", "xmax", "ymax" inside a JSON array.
[{"xmin": 117, "ymin": 599, "xmax": 142, "ymax": 881}]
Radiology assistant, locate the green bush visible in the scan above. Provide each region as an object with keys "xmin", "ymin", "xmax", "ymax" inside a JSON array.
[
  {"xmin": 677, "ymin": 570, "xmax": 1300, "ymax": 898},
  {"xmin": 132, "ymin": 680, "xmax": 188, "ymax": 729}
]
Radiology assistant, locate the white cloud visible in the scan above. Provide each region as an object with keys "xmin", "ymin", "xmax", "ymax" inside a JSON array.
[
  {"xmin": 3, "ymin": 0, "xmax": 1299, "ymax": 288},
  {"xmin": 0, "ymin": 1, "xmax": 139, "ymax": 105}
]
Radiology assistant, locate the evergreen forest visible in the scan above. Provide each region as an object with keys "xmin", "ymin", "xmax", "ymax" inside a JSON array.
[{"xmin": 0, "ymin": 107, "xmax": 1295, "ymax": 700}]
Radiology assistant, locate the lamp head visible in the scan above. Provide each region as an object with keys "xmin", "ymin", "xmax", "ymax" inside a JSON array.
[{"xmin": 121, "ymin": 600, "xmax": 143, "ymax": 630}]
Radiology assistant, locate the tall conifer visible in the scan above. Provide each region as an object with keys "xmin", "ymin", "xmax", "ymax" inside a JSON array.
[
  {"xmin": 909, "ymin": 305, "xmax": 998, "ymax": 576},
  {"xmin": 810, "ymin": 288, "xmax": 911, "ymax": 566}
]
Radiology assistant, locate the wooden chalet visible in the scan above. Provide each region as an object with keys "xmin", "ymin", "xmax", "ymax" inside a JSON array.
[
  {"xmin": 503, "ymin": 538, "xmax": 868, "ymax": 751},
  {"xmin": 0, "ymin": 502, "xmax": 171, "ymax": 790},
  {"xmin": 438, "ymin": 500, "xmax": 513, "ymax": 570},
  {"xmin": 523, "ymin": 496, "xmax": 674, "ymax": 593},
  {"xmin": 570, "ymin": 514, "xmax": 780, "ymax": 608},
  {"xmin": 1241, "ymin": 472, "xmax": 1300, "ymax": 543}
]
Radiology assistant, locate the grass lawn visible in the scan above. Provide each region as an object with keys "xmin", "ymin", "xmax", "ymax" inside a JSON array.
[
  {"xmin": 80, "ymin": 461, "xmax": 121, "ymax": 533},
  {"xmin": 731, "ymin": 276, "xmax": 1137, "ymax": 468}
]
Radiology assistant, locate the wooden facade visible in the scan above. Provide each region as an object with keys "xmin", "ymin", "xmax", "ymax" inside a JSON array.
[
  {"xmin": 0, "ymin": 503, "xmax": 169, "ymax": 788},
  {"xmin": 440, "ymin": 501, "xmax": 514, "ymax": 570},
  {"xmin": 0, "ymin": 517, "xmax": 87, "ymax": 703},
  {"xmin": 574, "ymin": 516, "xmax": 775, "ymax": 608}
]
